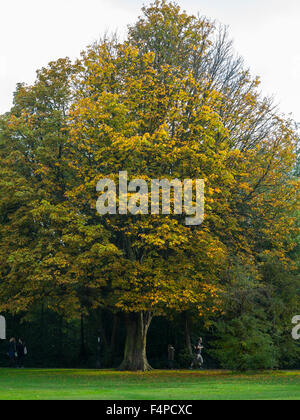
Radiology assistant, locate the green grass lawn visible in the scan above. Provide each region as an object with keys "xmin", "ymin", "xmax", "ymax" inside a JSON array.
[{"xmin": 0, "ymin": 369, "xmax": 300, "ymax": 400}]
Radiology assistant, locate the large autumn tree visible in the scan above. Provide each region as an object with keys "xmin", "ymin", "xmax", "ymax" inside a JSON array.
[{"xmin": 66, "ymin": 37, "xmax": 231, "ymax": 370}]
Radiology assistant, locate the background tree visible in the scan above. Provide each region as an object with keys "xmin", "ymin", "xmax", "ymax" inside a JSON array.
[{"xmin": 0, "ymin": 59, "xmax": 83, "ymax": 319}]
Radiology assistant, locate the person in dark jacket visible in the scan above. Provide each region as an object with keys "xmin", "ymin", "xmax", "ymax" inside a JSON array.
[
  {"xmin": 8, "ymin": 338, "xmax": 16, "ymax": 368},
  {"xmin": 17, "ymin": 339, "xmax": 26, "ymax": 368},
  {"xmin": 168, "ymin": 344, "xmax": 175, "ymax": 369}
]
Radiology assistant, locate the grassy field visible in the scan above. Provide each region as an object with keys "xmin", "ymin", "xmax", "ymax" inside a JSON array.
[{"xmin": 0, "ymin": 369, "xmax": 300, "ymax": 400}]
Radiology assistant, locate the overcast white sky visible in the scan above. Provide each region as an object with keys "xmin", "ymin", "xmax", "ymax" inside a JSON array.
[{"xmin": 1, "ymin": 0, "xmax": 300, "ymax": 120}]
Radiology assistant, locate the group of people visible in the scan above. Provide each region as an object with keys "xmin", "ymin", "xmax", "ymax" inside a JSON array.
[
  {"xmin": 8, "ymin": 338, "xmax": 27, "ymax": 368},
  {"xmin": 8, "ymin": 336, "xmax": 202, "ymax": 370},
  {"xmin": 168, "ymin": 337, "xmax": 204, "ymax": 369}
]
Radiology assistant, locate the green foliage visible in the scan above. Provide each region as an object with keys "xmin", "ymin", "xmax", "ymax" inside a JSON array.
[{"xmin": 211, "ymin": 315, "xmax": 277, "ymax": 371}]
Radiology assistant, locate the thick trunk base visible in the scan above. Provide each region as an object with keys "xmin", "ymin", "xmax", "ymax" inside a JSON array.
[{"xmin": 119, "ymin": 312, "xmax": 153, "ymax": 372}]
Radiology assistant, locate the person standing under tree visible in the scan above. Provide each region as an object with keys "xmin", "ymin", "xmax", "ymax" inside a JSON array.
[
  {"xmin": 168, "ymin": 344, "xmax": 175, "ymax": 369},
  {"xmin": 17, "ymin": 339, "xmax": 26, "ymax": 368},
  {"xmin": 8, "ymin": 338, "xmax": 16, "ymax": 368},
  {"xmin": 190, "ymin": 337, "xmax": 204, "ymax": 369}
]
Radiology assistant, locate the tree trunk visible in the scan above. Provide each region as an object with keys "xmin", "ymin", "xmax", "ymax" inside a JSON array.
[
  {"xmin": 79, "ymin": 314, "xmax": 88, "ymax": 362},
  {"xmin": 110, "ymin": 313, "xmax": 119, "ymax": 357},
  {"xmin": 40, "ymin": 304, "xmax": 45, "ymax": 362},
  {"xmin": 119, "ymin": 311, "xmax": 153, "ymax": 371},
  {"xmin": 184, "ymin": 312, "xmax": 193, "ymax": 356},
  {"xmin": 58, "ymin": 315, "xmax": 64, "ymax": 367},
  {"xmin": 98, "ymin": 309, "xmax": 109, "ymax": 348}
]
